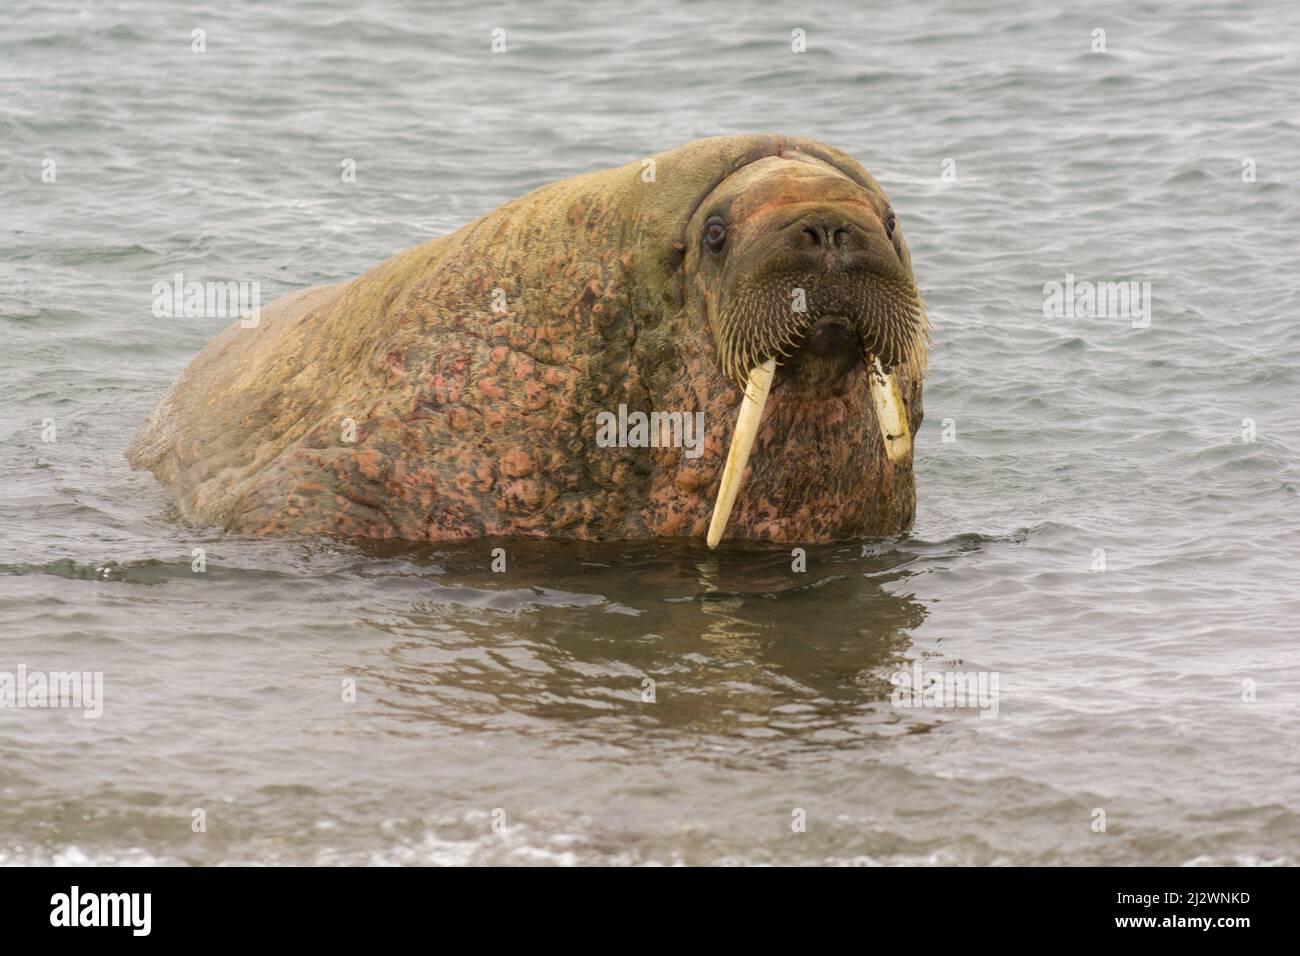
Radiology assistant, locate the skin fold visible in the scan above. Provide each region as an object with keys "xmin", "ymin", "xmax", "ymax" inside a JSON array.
[{"xmin": 127, "ymin": 134, "xmax": 927, "ymax": 543}]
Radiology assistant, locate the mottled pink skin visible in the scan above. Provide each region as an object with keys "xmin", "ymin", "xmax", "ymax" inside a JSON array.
[{"xmin": 127, "ymin": 135, "xmax": 924, "ymax": 543}]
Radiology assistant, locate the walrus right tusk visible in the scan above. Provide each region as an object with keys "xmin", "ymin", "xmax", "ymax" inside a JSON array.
[{"xmin": 707, "ymin": 357, "xmax": 777, "ymax": 549}]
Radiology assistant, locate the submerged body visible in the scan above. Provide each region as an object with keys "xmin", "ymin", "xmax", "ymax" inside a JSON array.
[{"xmin": 128, "ymin": 134, "xmax": 928, "ymax": 544}]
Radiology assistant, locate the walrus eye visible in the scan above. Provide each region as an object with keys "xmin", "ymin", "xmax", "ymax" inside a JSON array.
[
  {"xmin": 703, "ymin": 216, "xmax": 728, "ymax": 253},
  {"xmin": 884, "ymin": 212, "xmax": 898, "ymax": 239}
]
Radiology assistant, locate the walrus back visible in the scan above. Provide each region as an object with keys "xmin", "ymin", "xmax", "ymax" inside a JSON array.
[
  {"xmin": 125, "ymin": 163, "xmax": 649, "ymax": 535},
  {"xmin": 126, "ymin": 281, "xmax": 348, "ymax": 523}
]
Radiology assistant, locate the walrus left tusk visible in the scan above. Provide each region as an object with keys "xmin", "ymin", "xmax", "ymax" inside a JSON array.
[
  {"xmin": 869, "ymin": 357, "xmax": 911, "ymax": 464},
  {"xmin": 707, "ymin": 357, "xmax": 777, "ymax": 549}
]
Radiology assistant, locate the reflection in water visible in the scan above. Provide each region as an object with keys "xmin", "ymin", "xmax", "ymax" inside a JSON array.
[{"xmin": 351, "ymin": 539, "xmax": 928, "ymax": 754}]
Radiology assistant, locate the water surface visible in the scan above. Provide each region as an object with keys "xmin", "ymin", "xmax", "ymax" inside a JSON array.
[{"xmin": 2, "ymin": 0, "xmax": 1298, "ymax": 864}]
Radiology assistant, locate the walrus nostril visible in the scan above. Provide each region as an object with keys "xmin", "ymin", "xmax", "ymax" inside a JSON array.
[{"xmin": 793, "ymin": 219, "xmax": 855, "ymax": 255}]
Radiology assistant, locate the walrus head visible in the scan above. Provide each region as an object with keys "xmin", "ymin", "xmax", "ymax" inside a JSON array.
[
  {"xmin": 659, "ymin": 143, "xmax": 928, "ymax": 546},
  {"xmin": 684, "ymin": 154, "xmax": 926, "ymax": 388}
]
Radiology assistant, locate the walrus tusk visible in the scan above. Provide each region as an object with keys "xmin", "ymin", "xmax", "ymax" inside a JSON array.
[
  {"xmin": 869, "ymin": 357, "xmax": 911, "ymax": 464},
  {"xmin": 707, "ymin": 357, "xmax": 777, "ymax": 548}
]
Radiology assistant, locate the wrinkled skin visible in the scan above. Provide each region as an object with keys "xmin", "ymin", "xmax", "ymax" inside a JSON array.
[{"xmin": 127, "ymin": 134, "xmax": 927, "ymax": 543}]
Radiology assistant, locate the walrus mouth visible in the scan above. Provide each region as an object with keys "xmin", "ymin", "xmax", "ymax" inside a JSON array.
[{"xmin": 705, "ymin": 290, "xmax": 927, "ymax": 549}]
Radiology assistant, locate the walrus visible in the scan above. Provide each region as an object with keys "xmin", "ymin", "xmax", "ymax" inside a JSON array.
[{"xmin": 127, "ymin": 134, "xmax": 928, "ymax": 546}]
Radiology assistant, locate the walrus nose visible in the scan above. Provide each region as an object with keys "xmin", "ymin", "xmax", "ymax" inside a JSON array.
[
  {"xmin": 801, "ymin": 222, "xmax": 849, "ymax": 247},
  {"xmin": 787, "ymin": 212, "xmax": 861, "ymax": 262}
]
